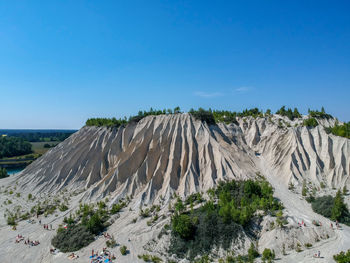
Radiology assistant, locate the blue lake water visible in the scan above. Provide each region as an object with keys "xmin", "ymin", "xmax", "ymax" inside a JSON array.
[{"xmin": 6, "ymin": 168, "xmax": 24, "ymax": 175}]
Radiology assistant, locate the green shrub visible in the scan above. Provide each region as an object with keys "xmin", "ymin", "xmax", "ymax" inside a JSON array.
[
  {"xmin": 140, "ymin": 208, "xmax": 151, "ymax": 218},
  {"xmin": 106, "ymin": 235, "xmax": 117, "ymax": 248},
  {"xmin": 326, "ymin": 122, "xmax": 350, "ymax": 139},
  {"xmin": 311, "ymin": 195, "xmax": 334, "ymax": 218},
  {"xmin": 171, "ymin": 214, "xmax": 195, "ymax": 240},
  {"xmin": 311, "ymin": 193, "xmax": 350, "ymax": 226},
  {"xmin": 302, "ymin": 180, "xmax": 308, "ymax": 196},
  {"xmin": 304, "ymin": 243, "xmax": 312, "ymax": 248},
  {"xmin": 189, "ymin": 108, "xmax": 216, "ymax": 125},
  {"xmin": 59, "ymin": 204, "xmax": 68, "ymax": 212},
  {"xmin": 7, "ymin": 214, "xmax": 17, "ymax": 226},
  {"xmin": 334, "ymin": 249, "xmax": 350, "ymax": 263},
  {"xmin": 138, "ymin": 254, "xmax": 163, "ymax": 262},
  {"xmin": 247, "ymin": 243, "xmax": 259, "ymax": 261},
  {"xmin": 332, "ymin": 190, "xmax": 350, "ymax": 224},
  {"xmin": 120, "ymin": 245, "xmax": 128, "ymax": 255},
  {"xmin": 51, "ymin": 224, "xmax": 94, "ymax": 252},
  {"xmin": 262, "ymin": 248, "xmax": 275, "ymax": 263},
  {"xmin": 305, "ymin": 194, "xmax": 315, "ymax": 203},
  {"xmin": 288, "ymin": 182, "xmax": 294, "ymax": 190},
  {"xmin": 85, "ymin": 213, "xmax": 105, "ymax": 234},
  {"xmin": 111, "ymin": 202, "xmax": 126, "ymax": 214},
  {"xmin": 303, "ymin": 118, "xmax": 318, "ymax": 127}
]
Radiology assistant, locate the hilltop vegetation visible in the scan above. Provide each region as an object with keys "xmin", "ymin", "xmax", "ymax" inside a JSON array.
[
  {"xmin": 85, "ymin": 107, "xmax": 181, "ymax": 127},
  {"xmin": 326, "ymin": 122, "xmax": 350, "ymax": 139},
  {"xmin": 276, "ymin": 106, "xmax": 301, "ymax": 120},
  {"xmin": 85, "ymin": 106, "xmax": 350, "ymax": 141},
  {"xmin": 308, "ymin": 107, "xmax": 333, "ymax": 119}
]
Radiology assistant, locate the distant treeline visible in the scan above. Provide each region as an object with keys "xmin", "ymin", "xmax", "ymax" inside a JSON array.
[
  {"xmin": 1, "ymin": 131, "xmax": 75, "ymax": 142},
  {"xmin": 0, "ymin": 137, "xmax": 32, "ymax": 159}
]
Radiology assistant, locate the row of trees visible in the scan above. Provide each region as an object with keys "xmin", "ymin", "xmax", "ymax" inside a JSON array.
[
  {"xmin": 276, "ymin": 106, "xmax": 302, "ymax": 120},
  {"xmin": 86, "ymin": 107, "xmax": 182, "ymax": 127},
  {"xmin": 189, "ymin": 107, "xmax": 264, "ymax": 125},
  {"xmin": 0, "ymin": 137, "xmax": 32, "ymax": 158},
  {"xmin": 308, "ymin": 107, "xmax": 333, "ymax": 119},
  {"xmin": 2, "ymin": 131, "xmax": 74, "ymax": 142},
  {"xmin": 85, "ymin": 106, "xmax": 336, "ymax": 127}
]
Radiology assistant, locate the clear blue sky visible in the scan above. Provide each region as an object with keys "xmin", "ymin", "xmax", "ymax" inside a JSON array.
[{"xmin": 0, "ymin": 0, "xmax": 349, "ymax": 129}]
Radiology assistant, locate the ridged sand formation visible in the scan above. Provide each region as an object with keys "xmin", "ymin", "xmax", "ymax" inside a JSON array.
[
  {"xmin": 1, "ymin": 113, "xmax": 350, "ymax": 263},
  {"xmin": 16, "ymin": 113, "xmax": 349, "ymax": 203}
]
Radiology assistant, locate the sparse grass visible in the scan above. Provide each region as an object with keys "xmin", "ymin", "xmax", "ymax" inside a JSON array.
[
  {"xmin": 106, "ymin": 235, "xmax": 117, "ymax": 248},
  {"xmin": 138, "ymin": 254, "xmax": 163, "ymax": 262},
  {"xmin": 304, "ymin": 243, "xmax": 312, "ymax": 248}
]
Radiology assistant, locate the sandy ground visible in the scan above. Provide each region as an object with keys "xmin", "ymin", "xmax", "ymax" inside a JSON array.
[
  {"xmin": 0, "ymin": 154, "xmax": 349, "ymax": 263},
  {"xmin": 0, "ymin": 178, "xmax": 169, "ymax": 263}
]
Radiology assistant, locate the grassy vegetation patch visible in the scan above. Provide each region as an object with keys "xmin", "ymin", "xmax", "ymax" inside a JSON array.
[
  {"xmin": 333, "ymin": 249, "xmax": 350, "ymax": 263},
  {"xmin": 168, "ymin": 179, "xmax": 282, "ymax": 259},
  {"xmin": 51, "ymin": 224, "xmax": 94, "ymax": 252}
]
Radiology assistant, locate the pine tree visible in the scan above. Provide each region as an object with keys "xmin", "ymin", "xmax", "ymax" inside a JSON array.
[{"xmin": 331, "ymin": 190, "xmax": 346, "ymax": 221}]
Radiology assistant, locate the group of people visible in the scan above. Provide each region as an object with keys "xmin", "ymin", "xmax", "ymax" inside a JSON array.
[
  {"xmin": 90, "ymin": 248, "xmax": 115, "ymax": 263},
  {"xmin": 313, "ymin": 250, "xmax": 321, "ymax": 258},
  {"xmin": 298, "ymin": 220, "xmax": 306, "ymax": 227},
  {"xmin": 330, "ymin": 220, "xmax": 341, "ymax": 229},
  {"xmin": 68, "ymin": 253, "xmax": 79, "ymax": 260},
  {"xmin": 43, "ymin": 224, "xmax": 52, "ymax": 230},
  {"xmin": 24, "ymin": 238, "xmax": 40, "ymax": 246},
  {"xmin": 15, "ymin": 234, "xmax": 24, "ymax": 243},
  {"xmin": 103, "ymin": 232, "xmax": 112, "ymax": 239},
  {"xmin": 49, "ymin": 248, "xmax": 59, "ymax": 255},
  {"xmin": 312, "ymin": 220, "xmax": 322, "ymax": 226},
  {"xmin": 15, "ymin": 234, "xmax": 39, "ymax": 246}
]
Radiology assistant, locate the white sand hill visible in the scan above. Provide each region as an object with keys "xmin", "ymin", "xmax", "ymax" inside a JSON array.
[{"xmin": 0, "ymin": 113, "xmax": 349, "ymax": 262}]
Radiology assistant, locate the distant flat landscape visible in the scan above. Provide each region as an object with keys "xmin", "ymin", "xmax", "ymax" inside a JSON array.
[{"xmin": 0, "ymin": 129, "xmax": 77, "ymax": 171}]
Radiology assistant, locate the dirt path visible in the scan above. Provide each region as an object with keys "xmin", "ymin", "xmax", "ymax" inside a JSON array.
[{"xmin": 257, "ymin": 156, "xmax": 350, "ymax": 262}]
